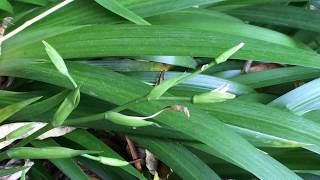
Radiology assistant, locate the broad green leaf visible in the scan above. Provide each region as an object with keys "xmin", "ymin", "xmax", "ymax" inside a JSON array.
[
  {"xmin": 0, "ymin": 62, "xmax": 302, "ymax": 179},
  {"xmin": 31, "ymin": 139, "xmax": 90, "ymax": 180},
  {"xmin": 148, "ymin": 10, "xmax": 309, "ymax": 50},
  {"xmin": 231, "ymin": 66, "xmax": 320, "ymax": 88},
  {"xmin": 3, "ymin": 25, "xmax": 320, "ymax": 70},
  {"xmin": 64, "ymin": 129, "xmax": 147, "ymax": 180},
  {"xmin": 226, "ymin": 5, "xmax": 320, "ymax": 33},
  {"xmin": 0, "ymin": 96, "xmax": 42, "ymax": 123},
  {"xmin": 269, "ymin": 78, "xmax": 320, "ymax": 114},
  {"xmin": 131, "ymin": 135, "xmax": 222, "ymax": 180},
  {"xmin": 0, "ymin": 0, "xmax": 13, "ymax": 13},
  {"xmin": 0, "ymin": 166, "xmax": 27, "ymax": 177},
  {"xmin": 95, "ymin": 0, "xmax": 151, "ymax": 25},
  {"xmin": 199, "ymin": 100, "xmax": 320, "ymax": 149}
]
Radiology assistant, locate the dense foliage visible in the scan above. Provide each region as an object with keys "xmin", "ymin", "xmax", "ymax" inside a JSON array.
[{"xmin": 1, "ymin": 0, "xmax": 320, "ymax": 179}]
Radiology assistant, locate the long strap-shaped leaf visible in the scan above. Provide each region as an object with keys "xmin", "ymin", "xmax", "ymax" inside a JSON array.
[
  {"xmin": 131, "ymin": 135, "xmax": 221, "ymax": 180},
  {"xmin": 64, "ymin": 129, "xmax": 147, "ymax": 180},
  {"xmin": 2, "ymin": 25, "xmax": 320, "ymax": 69},
  {"xmin": 31, "ymin": 138, "xmax": 89, "ymax": 180},
  {"xmin": 226, "ymin": 5, "xmax": 320, "ymax": 33},
  {"xmin": 0, "ymin": 61, "xmax": 302, "ymax": 179},
  {"xmin": 95, "ymin": 0, "xmax": 150, "ymax": 25}
]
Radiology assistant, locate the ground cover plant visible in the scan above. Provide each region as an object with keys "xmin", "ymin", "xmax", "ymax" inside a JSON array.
[{"xmin": 1, "ymin": 0, "xmax": 320, "ymax": 179}]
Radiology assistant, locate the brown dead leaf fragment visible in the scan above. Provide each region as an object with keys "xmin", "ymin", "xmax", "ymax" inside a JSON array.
[
  {"xmin": 0, "ymin": 122, "xmax": 75, "ymax": 149},
  {"xmin": 169, "ymin": 105, "xmax": 190, "ymax": 118},
  {"xmin": 248, "ymin": 63, "xmax": 282, "ymax": 72}
]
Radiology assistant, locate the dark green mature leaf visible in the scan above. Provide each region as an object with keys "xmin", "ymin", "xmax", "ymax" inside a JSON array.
[
  {"xmin": 64, "ymin": 129, "xmax": 146, "ymax": 180},
  {"xmin": 148, "ymin": 10, "xmax": 309, "ymax": 49},
  {"xmin": 231, "ymin": 66, "xmax": 320, "ymax": 88},
  {"xmin": 199, "ymin": 100, "xmax": 320, "ymax": 148},
  {"xmin": 226, "ymin": 5, "xmax": 320, "ymax": 33},
  {"xmin": 31, "ymin": 139, "xmax": 90, "ymax": 180},
  {"xmin": 95, "ymin": 0, "xmax": 151, "ymax": 25},
  {"xmin": 0, "ymin": 62, "xmax": 302, "ymax": 179},
  {"xmin": 14, "ymin": 0, "xmax": 48, "ymax": 6},
  {"xmin": 3, "ymin": 25, "xmax": 320, "ymax": 70},
  {"xmin": 131, "ymin": 136, "xmax": 222, "ymax": 180}
]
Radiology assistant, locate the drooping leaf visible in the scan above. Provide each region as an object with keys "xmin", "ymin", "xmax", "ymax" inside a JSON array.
[{"xmin": 0, "ymin": 96, "xmax": 42, "ymax": 124}]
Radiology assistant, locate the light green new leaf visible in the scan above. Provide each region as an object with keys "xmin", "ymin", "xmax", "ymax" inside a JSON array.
[
  {"xmin": 51, "ymin": 88, "xmax": 80, "ymax": 127},
  {"xmin": 95, "ymin": 0, "xmax": 151, "ymax": 25},
  {"xmin": 0, "ymin": 96, "xmax": 42, "ymax": 124},
  {"xmin": 147, "ymin": 73, "xmax": 186, "ymax": 100},
  {"xmin": 43, "ymin": 41, "xmax": 77, "ymax": 88}
]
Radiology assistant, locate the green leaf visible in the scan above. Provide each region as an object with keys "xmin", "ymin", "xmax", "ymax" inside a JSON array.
[
  {"xmin": 64, "ymin": 129, "xmax": 147, "ymax": 180},
  {"xmin": 127, "ymin": 71, "xmax": 255, "ymax": 95},
  {"xmin": 31, "ymin": 139, "xmax": 90, "ymax": 180},
  {"xmin": 136, "ymin": 56, "xmax": 197, "ymax": 68},
  {"xmin": 149, "ymin": 9, "xmax": 309, "ymax": 50},
  {"xmin": 131, "ymin": 135, "xmax": 222, "ymax": 180},
  {"xmin": 226, "ymin": 5, "xmax": 320, "ymax": 33},
  {"xmin": 147, "ymin": 73, "xmax": 186, "ymax": 100},
  {"xmin": 0, "ymin": 166, "xmax": 27, "ymax": 177},
  {"xmin": 199, "ymin": 100, "xmax": 320, "ymax": 149},
  {"xmin": 231, "ymin": 66, "xmax": 320, "ymax": 88},
  {"xmin": 42, "ymin": 41, "xmax": 77, "ymax": 88},
  {"xmin": 0, "ymin": 96, "xmax": 42, "ymax": 124},
  {"xmin": 14, "ymin": 0, "xmax": 48, "ymax": 6},
  {"xmin": 269, "ymin": 78, "xmax": 320, "ymax": 115},
  {"xmin": 0, "ymin": 0, "xmax": 13, "ymax": 13},
  {"xmin": 51, "ymin": 88, "xmax": 80, "ymax": 127},
  {"xmin": 1, "ymin": 62, "xmax": 302, "ymax": 179},
  {"xmin": 95, "ymin": 0, "xmax": 151, "ymax": 25},
  {"xmin": 3, "ymin": 25, "xmax": 320, "ymax": 69}
]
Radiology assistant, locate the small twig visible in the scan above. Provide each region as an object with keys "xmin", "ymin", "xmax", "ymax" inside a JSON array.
[
  {"xmin": 0, "ymin": 0, "xmax": 74, "ymax": 43},
  {"xmin": 242, "ymin": 60, "xmax": 253, "ymax": 73},
  {"xmin": 125, "ymin": 136, "xmax": 142, "ymax": 171}
]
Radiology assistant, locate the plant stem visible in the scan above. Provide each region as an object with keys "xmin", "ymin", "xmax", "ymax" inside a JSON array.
[
  {"xmin": 64, "ymin": 113, "xmax": 105, "ymax": 125},
  {"xmin": 112, "ymin": 97, "xmax": 147, "ymax": 112},
  {"xmin": 12, "ymin": 124, "xmax": 53, "ymax": 148},
  {"xmin": 65, "ymin": 95, "xmax": 192, "ymax": 126},
  {"xmin": 157, "ymin": 96, "xmax": 192, "ymax": 101}
]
